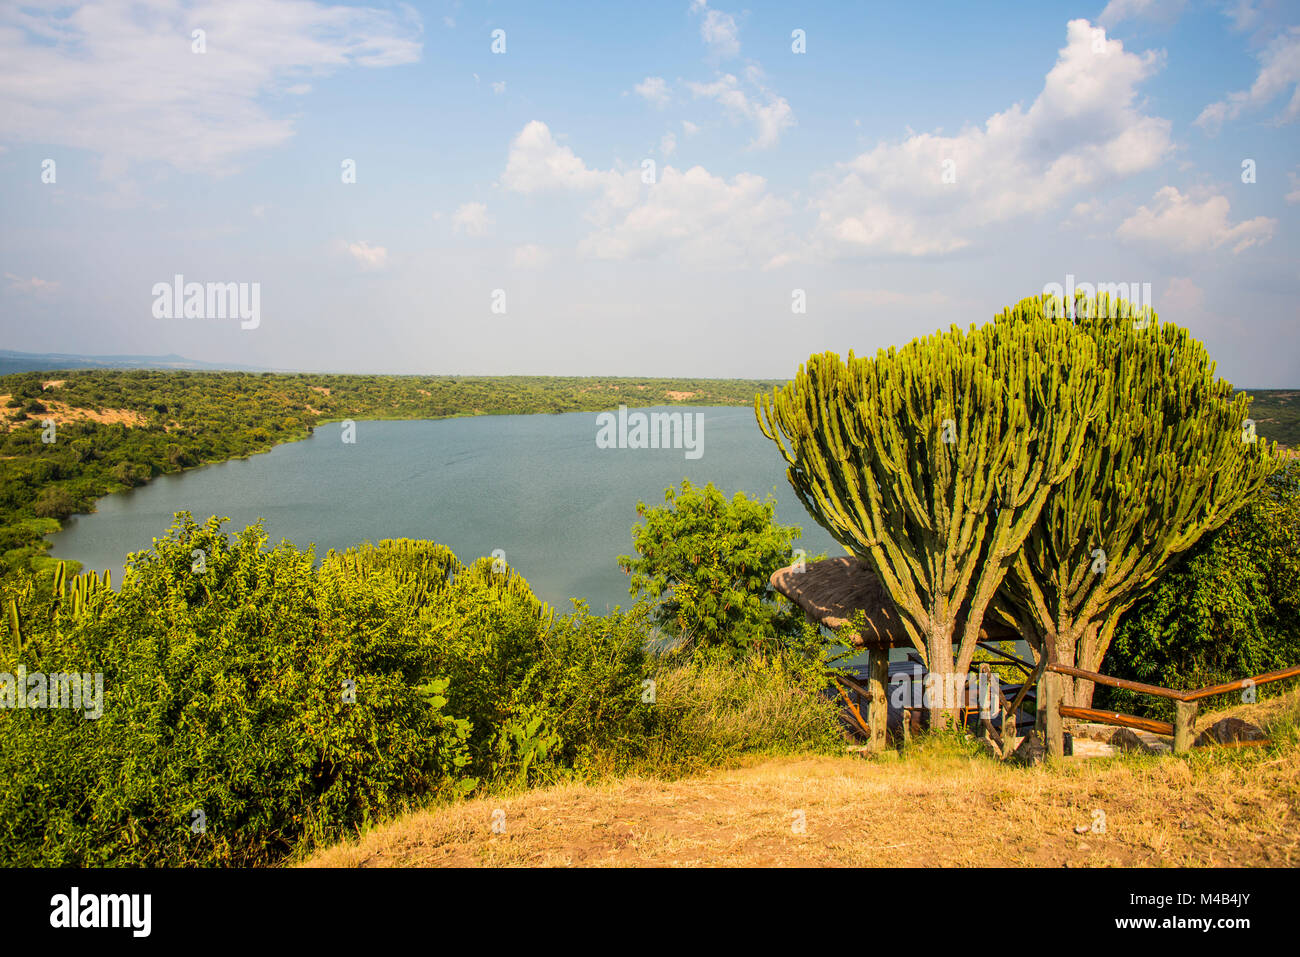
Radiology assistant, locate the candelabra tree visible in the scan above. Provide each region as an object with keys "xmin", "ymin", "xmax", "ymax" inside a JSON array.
[
  {"xmin": 757, "ymin": 319, "xmax": 1105, "ymax": 724},
  {"xmin": 992, "ymin": 293, "xmax": 1277, "ymax": 710}
]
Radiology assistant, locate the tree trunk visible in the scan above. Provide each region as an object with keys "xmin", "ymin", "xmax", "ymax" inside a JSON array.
[{"xmin": 925, "ymin": 620, "xmax": 960, "ymax": 728}]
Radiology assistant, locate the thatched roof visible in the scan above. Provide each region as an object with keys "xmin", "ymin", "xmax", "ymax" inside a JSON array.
[{"xmin": 770, "ymin": 556, "xmax": 1018, "ymax": 649}]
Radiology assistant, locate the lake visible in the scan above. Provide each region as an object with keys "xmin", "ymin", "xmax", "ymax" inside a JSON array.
[{"xmin": 49, "ymin": 406, "xmax": 844, "ymax": 612}]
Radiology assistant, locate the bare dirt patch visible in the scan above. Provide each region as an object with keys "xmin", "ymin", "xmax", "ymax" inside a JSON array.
[
  {"xmin": 1, "ymin": 398, "xmax": 148, "ymax": 428},
  {"xmin": 665, "ymin": 391, "xmax": 697, "ymax": 401}
]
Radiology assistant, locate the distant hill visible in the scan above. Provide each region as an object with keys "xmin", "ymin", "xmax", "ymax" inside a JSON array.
[
  {"xmin": 0, "ymin": 350, "xmax": 267, "ymax": 376},
  {"xmin": 1241, "ymin": 390, "xmax": 1299, "ymax": 449}
]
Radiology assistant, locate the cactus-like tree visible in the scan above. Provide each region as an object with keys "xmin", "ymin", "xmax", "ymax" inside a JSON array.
[
  {"xmin": 992, "ymin": 293, "xmax": 1276, "ymax": 709},
  {"xmin": 757, "ymin": 319, "xmax": 1105, "ymax": 723}
]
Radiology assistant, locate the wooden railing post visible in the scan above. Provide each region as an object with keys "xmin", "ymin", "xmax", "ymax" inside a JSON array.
[
  {"xmin": 1043, "ymin": 671, "xmax": 1064, "ymax": 759},
  {"xmin": 1001, "ymin": 693, "xmax": 1019, "ymax": 757},
  {"xmin": 977, "ymin": 663, "xmax": 992, "ymax": 742},
  {"xmin": 1173, "ymin": 700, "xmax": 1198, "ymax": 754},
  {"xmin": 866, "ymin": 647, "xmax": 889, "ymax": 753}
]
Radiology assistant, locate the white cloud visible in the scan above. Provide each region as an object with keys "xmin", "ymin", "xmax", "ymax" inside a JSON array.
[
  {"xmin": 1287, "ymin": 166, "xmax": 1300, "ymax": 204},
  {"xmin": 1224, "ymin": 0, "xmax": 1259, "ymax": 32},
  {"xmin": 800, "ymin": 19, "xmax": 1173, "ymax": 258},
  {"xmin": 1116, "ymin": 186, "xmax": 1276, "ymax": 254},
  {"xmin": 452, "ymin": 202, "xmax": 492, "ymax": 236},
  {"xmin": 0, "ymin": 0, "xmax": 422, "ymax": 175},
  {"xmin": 500, "ymin": 121, "xmax": 788, "ymax": 267},
  {"xmin": 500, "ymin": 120, "xmax": 640, "ymax": 214},
  {"xmin": 346, "ymin": 241, "xmax": 389, "ymax": 269},
  {"xmin": 1195, "ymin": 26, "xmax": 1300, "ymax": 134},
  {"xmin": 4, "ymin": 273, "xmax": 59, "ymax": 295},
  {"xmin": 682, "ymin": 120, "xmax": 700, "ymax": 136},
  {"xmin": 491, "ymin": 81, "xmax": 506, "ymax": 95},
  {"xmin": 634, "ymin": 76, "xmax": 671, "ymax": 108},
  {"xmin": 687, "ymin": 72, "xmax": 794, "ymax": 149},
  {"xmin": 578, "ymin": 165, "xmax": 791, "ymax": 267},
  {"xmin": 1160, "ymin": 277, "xmax": 1205, "ymax": 315},
  {"xmin": 1070, "ymin": 199, "xmax": 1103, "ymax": 220},
  {"xmin": 690, "ymin": 2, "xmax": 740, "ymax": 58},
  {"xmin": 1098, "ymin": 0, "xmax": 1186, "ymax": 28},
  {"xmin": 660, "ymin": 132, "xmax": 677, "ymax": 157}
]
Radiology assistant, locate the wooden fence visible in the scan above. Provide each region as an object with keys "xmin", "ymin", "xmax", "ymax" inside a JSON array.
[{"xmin": 1041, "ymin": 661, "xmax": 1300, "ymax": 756}]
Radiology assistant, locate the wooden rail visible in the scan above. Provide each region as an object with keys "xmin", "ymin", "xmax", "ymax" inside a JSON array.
[
  {"xmin": 1048, "ymin": 661, "xmax": 1300, "ymax": 702},
  {"xmin": 1057, "ymin": 705, "xmax": 1173, "ymax": 736},
  {"xmin": 1046, "ymin": 663, "xmax": 1186, "ymax": 701},
  {"xmin": 1044, "ymin": 660, "xmax": 1298, "ymax": 755},
  {"xmin": 1179, "ymin": 663, "xmax": 1300, "ymax": 702}
]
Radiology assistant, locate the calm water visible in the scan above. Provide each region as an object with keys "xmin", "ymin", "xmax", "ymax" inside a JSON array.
[{"xmin": 49, "ymin": 407, "xmax": 843, "ymax": 612}]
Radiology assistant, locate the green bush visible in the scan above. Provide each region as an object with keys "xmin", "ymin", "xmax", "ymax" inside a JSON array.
[
  {"xmin": 0, "ymin": 510, "xmax": 849, "ymax": 866},
  {"xmin": 0, "ymin": 515, "xmax": 475, "ymax": 866},
  {"xmin": 0, "ymin": 516, "xmax": 671, "ymax": 865},
  {"xmin": 31, "ymin": 487, "xmax": 79, "ymax": 520},
  {"xmin": 619, "ymin": 480, "xmax": 822, "ymax": 663},
  {"xmin": 1100, "ymin": 460, "xmax": 1300, "ymax": 719},
  {"xmin": 630, "ymin": 654, "xmax": 843, "ymax": 775}
]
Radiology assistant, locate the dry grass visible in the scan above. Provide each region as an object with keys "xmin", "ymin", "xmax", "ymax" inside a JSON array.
[{"xmin": 305, "ymin": 686, "xmax": 1300, "ymax": 869}]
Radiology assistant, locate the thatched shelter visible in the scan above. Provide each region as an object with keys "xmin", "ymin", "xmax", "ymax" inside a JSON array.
[
  {"xmin": 771, "ymin": 555, "xmax": 1022, "ymax": 752},
  {"xmin": 770, "ymin": 555, "xmax": 1018, "ymax": 648}
]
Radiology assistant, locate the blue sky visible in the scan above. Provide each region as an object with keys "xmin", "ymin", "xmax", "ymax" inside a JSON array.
[{"xmin": 1, "ymin": 0, "xmax": 1297, "ymax": 384}]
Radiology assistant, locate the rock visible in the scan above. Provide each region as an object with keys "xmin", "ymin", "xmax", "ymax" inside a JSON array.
[
  {"xmin": 1073, "ymin": 823, "xmax": 1089, "ymax": 834},
  {"xmin": 1109, "ymin": 727, "xmax": 1152, "ymax": 754},
  {"xmin": 1194, "ymin": 717, "xmax": 1268, "ymax": 748},
  {"xmin": 1009, "ymin": 733, "xmax": 1047, "ymax": 766}
]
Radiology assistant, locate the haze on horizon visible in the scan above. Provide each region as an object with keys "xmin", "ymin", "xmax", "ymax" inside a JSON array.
[{"xmin": 1, "ymin": 1, "xmax": 1298, "ymax": 386}]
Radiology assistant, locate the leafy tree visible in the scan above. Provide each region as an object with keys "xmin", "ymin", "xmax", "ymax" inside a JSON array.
[
  {"xmin": 619, "ymin": 480, "xmax": 820, "ymax": 662},
  {"xmin": 32, "ymin": 486, "xmax": 78, "ymax": 520},
  {"xmin": 1100, "ymin": 459, "xmax": 1300, "ymax": 718}
]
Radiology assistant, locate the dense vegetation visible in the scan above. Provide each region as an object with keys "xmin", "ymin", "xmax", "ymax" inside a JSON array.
[
  {"xmin": 0, "ymin": 511, "xmax": 839, "ymax": 867},
  {"xmin": 0, "ymin": 370, "xmax": 776, "ymax": 582},
  {"xmin": 0, "ymin": 356, "xmax": 1295, "ymax": 866},
  {"xmin": 1100, "ymin": 458, "xmax": 1300, "ymax": 719}
]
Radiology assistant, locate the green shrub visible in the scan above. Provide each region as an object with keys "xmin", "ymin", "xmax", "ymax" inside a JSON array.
[
  {"xmin": 619, "ymin": 480, "xmax": 821, "ymax": 663},
  {"xmin": 0, "ymin": 515, "xmax": 475, "ymax": 866},
  {"xmin": 0, "ymin": 517, "xmax": 674, "ymax": 865},
  {"xmin": 630, "ymin": 654, "xmax": 844, "ymax": 775},
  {"xmin": 31, "ymin": 487, "xmax": 78, "ymax": 520},
  {"xmin": 1101, "ymin": 460, "xmax": 1300, "ymax": 720}
]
